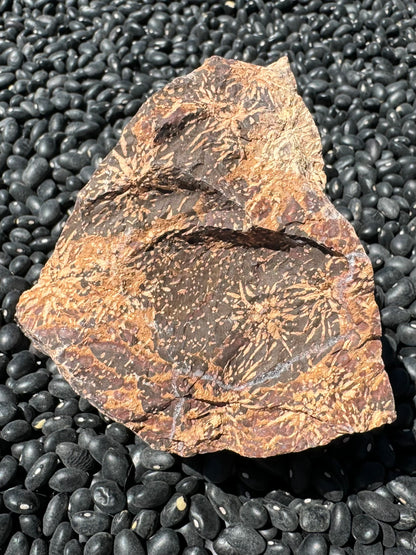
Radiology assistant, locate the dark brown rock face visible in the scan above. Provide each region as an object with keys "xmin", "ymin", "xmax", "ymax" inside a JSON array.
[{"xmin": 16, "ymin": 56, "xmax": 395, "ymax": 457}]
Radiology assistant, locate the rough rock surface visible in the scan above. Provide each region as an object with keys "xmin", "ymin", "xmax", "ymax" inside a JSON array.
[{"xmin": 16, "ymin": 56, "xmax": 396, "ymax": 458}]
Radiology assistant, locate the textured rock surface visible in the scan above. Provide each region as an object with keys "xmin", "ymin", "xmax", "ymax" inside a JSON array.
[{"xmin": 16, "ymin": 56, "xmax": 395, "ymax": 457}]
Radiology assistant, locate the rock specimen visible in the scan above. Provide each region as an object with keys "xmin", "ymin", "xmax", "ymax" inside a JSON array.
[{"xmin": 16, "ymin": 56, "xmax": 396, "ymax": 458}]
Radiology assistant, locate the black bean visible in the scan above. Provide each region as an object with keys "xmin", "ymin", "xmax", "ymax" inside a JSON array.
[
  {"xmin": 140, "ymin": 446, "xmax": 175, "ymax": 470},
  {"xmin": 1, "ymin": 275, "xmax": 30, "ymax": 294},
  {"xmin": 212, "ymin": 534, "xmax": 239, "ymax": 555},
  {"xmin": 25, "ymin": 263, "xmax": 43, "ymax": 283},
  {"xmin": 240, "ymin": 499, "xmax": 268, "ymax": 529},
  {"xmin": 0, "ymin": 73, "xmax": 15, "ymax": 88},
  {"xmin": 177, "ymin": 520, "xmax": 205, "ymax": 549},
  {"xmin": 297, "ymin": 534, "xmax": 328, "ymax": 555},
  {"xmin": 159, "ymin": 492, "xmax": 188, "ymax": 527},
  {"xmin": 189, "ymin": 493, "xmax": 221, "ymax": 540},
  {"xmin": 48, "ymin": 468, "xmax": 89, "ymax": 493},
  {"xmin": 35, "ymin": 136, "xmax": 56, "ymax": 159},
  {"xmin": 352, "ymin": 514, "xmax": 380, "ymax": 544},
  {"xmin": 0, "ymin": 513, "xmax": 12, "ymax": 545},
  {"xmin": 48, "ymin": 377, "xmax": 76, "ymax": 400},
  {"xmin": 62, "ymin": 539, "xmax": 82, "ymax": 555},
  {"xmin": 20, "ymin": 440, "xmax": 45, "ymax": 472},
  {"xmin": 88, "ymin": 435, "xmax": 126, "ymax": 464},
  {"xmin": 15, "ymin": 214, "xmax": 38, "ymax": 231},
  {"xmin": 49, "ymin": 522, "xmax": 74, "ymax": 554},
  {"xmin": 54, "ymin": 399, "xmax": 78, "ymax": 417},
  {"xmin": 127, "ymin": 480, "xmax": 170, "ymax": 512},
  {"xmin": 3, "ymin": 241, "xmax": 31, "ymax": 257},
  {"xmin": 91, "ymin": 479, "xmax": 126, "ymax": 514},
  {"xmin": 25, "ymin": 452, "xmax": 58, "ymax": 491},
  {"xmin": 18, "ymin": 402, "xmax": 35, "ymax": 423},
  {"xmin": 171, "ymin": 476, "xmax": 201, "ymax": 495},
  {"xmin": 4, "ymin": 531, "xmax": 30, "ymax": 555},
  {"xmin": 391, "ymin": 233, "xmax": 414, "ymax": 256},
  {"xmin": 43, "ymin": 428, "xmax": 77, "ymax": 452},
  {"xmin": 2, "ymin": 291, "xmax": 22, "ymax": 324},
  {"xmin": 0, "ymin": 352, "xmax": 7, "ymax": 376},
  {"xmin": 214, "ymin": 525, "xmax": 266, "ymax": 555},
  {"xmin": 29, "ymin": 236, "xmax": 55, "ymax": 253},
  {"xmin": 68, "ymin": 488, "xmax": 92, "ymax": 515},
  {"xmin": 9, "ymin": 254, "xmax": 31, "ymax": 275},
  {"xmin": 394, "ymin": 505, "xmax": 416, "ymax": 531},
  {"xmin": 265, "ymin": 501, "xmax": 299, "ymax": 532},
  {"xmin": 69, "ymin": 511, "xmax": 110, "ymax": 536},
  {"xmin": 145, "ymin": 49, "xmax": 169, "ymax": 66},
  {"xmin": 385, "ymin": 277, "xmax": 416, "ymax": 307},
  {"xmin": 104, "ymin": 422, "xmax": 133, "ymax": 445},
  {"xmin": 3, "ymin": 119, "xmax": 20, "ymax": 143},
  {"xmin": 37, "ymin": 199, "xmax": 61, "ymax": 226},
  {"xmin": 78, "ymin": 429, "xmax": 97, "ymax": 450},
  {"xmin": 55, "ymin": 442, "xmax": 94, "ymax": 472},
  {"xmin": 65, "ymin": 121, "xmax": 100, "ymax": 139},
  {"xmin": 0, "ymin": 402, "xmax": 18, "ymax": 426},
  {"xmin": 205, "ymin": 483, "xmax": 241, "ymax": 524},
  {"xmin": 378, "ymin": 197, "xmax": 400, "ymax": 220},
  {"xmin": 3, "ymin": 487, "xmax": 39, "ymax": 514},
  {"xmin": 29, "ymin": 538, "xmax": 48, "ymax": 555},
  {"xmin": 0, "ymin": 455, "xmax": 18, "ymax": 489},
  {"xmin": 374, "ymin": 266, "xmax": 403, "ymax": 291},
  {"xmin": 28, "ymin": 391, "xmax": 54, "ymax": 412},
  {"xmin": 29, "ymin": 412, "xmax": 54, "ymax": 430},
  {"xmin": 387, "ymin": 476, "xmax": 416, "ymax": 508},
  {"xmin": 114, "ymin": 529, "xmax": 145, "ymax": 555},
  {"xmin": 5, "ymin": 351, "xmax": 35, "ymax": 381},
  {"xmin": 130, "ymin": 509, "xmax": 157, "ymax": 539},
  {"xmin": 83, "ymin": 532, "xmax": 113, "ymax": 555},
  {"xmin": 380, "ymin": 522, "xmax": 396, "ymax": 548},
  {"xmin": 386, "ymin": 255, "xmax": 414, "ymax": 275},
  {"xmin": 299, "ymin": 503, "xmax": 331, "ymax": 532},
  {"xmin": 314, "ymin": 469, "xmax": 345, "ymax": 503},
  {"xmin": 397, "ymin": 322, "xmax": 416, "ymax": 345},
  {"xmin": 147, "ymin": 528, "xmax": 181, "ymax": 555},
  {"xmin": 142, "ymin": 470, "xmax": 182, "ymax": 486},
  {"xmin": 37, "ymin": 180, "xmax": 57, "ymax": 203},
  {"xmin": 110, "ymin": 510, "xmax": 131, "ymax": 536},
  {"xmin": 403, "ymin": 179, "xmax": 416, "ymax": 203},
  {"xmin": 73, "ymin": 412, "xmax": 101, "ymax": 428},
  {"xmin": 102, "ymin": 448, "xmax": 130, "ymax": 486},
  {"xmin": 22, "ymin": 157, "xmax": 49, "ymax": 188},
  {"xmin": 329, "ymin": 502, "xmax": 351, "ymax": 547},
  {"xmin": 1, "ymin": 419, "xmax": 32, "ymax": 442},
  {"xmin": 279, "ymin": 530, "xmax": 302, "ymax": 553},
  {"xmin": 25, "ymin": 195, "xmax": 43, "ymax": 216},
  {"xmin": 0, "ymin": 323, "xmax": 28, "ymax": 353},
  {"xmin": 19, "ymin": 514, "xmax": 41, "ymax": 539},
  {"xmin": 42, "ymin": 492, "xmax": 68, "ymax": 536},
  {"xmin": 396, "ymin": 529, "xmax": 413, "ymax": 549},
  {"xmin": 0, "ymin": 384, "xmax": 16, "ymax": 404},
  {"xmin": 13, "ymin": 371, "xmax": 49, "ymax": 396},
  {"xmin": 55, "ymin": 152, "xmax": 88, "ymax": 172}
]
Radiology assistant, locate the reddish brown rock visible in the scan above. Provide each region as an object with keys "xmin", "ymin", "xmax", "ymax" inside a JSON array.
[{"xmin": 15, "ymin": 56, "xmax": 395, "ymax": 458}]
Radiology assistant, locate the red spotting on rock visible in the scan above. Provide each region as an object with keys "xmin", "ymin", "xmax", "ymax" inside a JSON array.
[{"xmin": 15, "ymin": 56, "xmax": 396, "ymax": 457}]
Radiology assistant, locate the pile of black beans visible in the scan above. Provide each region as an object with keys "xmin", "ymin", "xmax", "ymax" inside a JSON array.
[{"xmin": 1, "ymin": 0, "xmax": 416, "ymax": 553}]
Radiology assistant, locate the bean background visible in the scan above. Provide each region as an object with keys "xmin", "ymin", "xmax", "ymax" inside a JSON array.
[{"xmin": 0, "ymin": 0, "xmax": 416, "ymax": 554}]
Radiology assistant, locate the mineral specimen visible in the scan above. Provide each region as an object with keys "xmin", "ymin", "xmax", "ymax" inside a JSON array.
[{"xmin": 16, "ymin": 56, "xmax": 396, "ymax": 458}]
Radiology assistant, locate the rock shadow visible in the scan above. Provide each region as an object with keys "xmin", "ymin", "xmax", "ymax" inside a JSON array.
[{"xmin": 182, "ymin": 335, "xmax": 416, "ymax": 502}]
